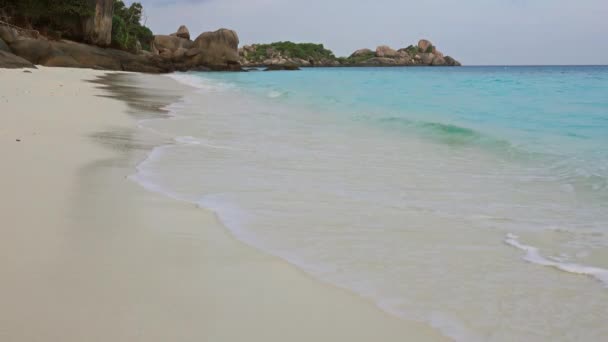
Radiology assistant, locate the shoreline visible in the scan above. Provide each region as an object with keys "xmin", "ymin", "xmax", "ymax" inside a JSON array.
[{"xmin": 0, "ymin": 67, "xmax": 446, "ymax": 341}]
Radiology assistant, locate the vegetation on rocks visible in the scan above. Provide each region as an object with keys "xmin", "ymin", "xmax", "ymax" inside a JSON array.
[
  {"xmin": 404, "ymin": 45, "xmax": 418, "ymax": 55},
  {"xmin": 246, "ymin": 41, "xmax": 336, "ymax": 63},
  {"xmin": 345, "ymin": 50, "xmax": 375, "ymax": 64},
  {"xmin": 111, "ymin": 1, "xmax": 153, "ymax": 52}
]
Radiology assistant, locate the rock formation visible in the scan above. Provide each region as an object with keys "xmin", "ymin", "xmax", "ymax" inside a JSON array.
[
  {"xmin": 239, "ymin": 42, "xmax": 339, "ymax": 67},
  {"xmin": 0, "ymin": 38, "xmax": 10, "ymax": 53},
  {"xmin": 83, "ymin": 0, "xmax": 114, "ymax": 47},
  {"xmin": 346, "ymin": 39, "xmax": 460, "ymax": 66},
  {"xmin": 418, "ymin": 39, "xmax": 434, "ymax": 53},
  {"xmin": 0, "ymin": 23, "xmax": 243, "ymax": 72},
  {"xmin": 172, "ymin": 25, "xmax": 190, "ymax": 40},
  {"xmin": 350, "ymin": 48, "xmax": 374, "ymax": 58},
  {"xmin": 189, "ymin": 29, "xmax": 240, "ymax": 67},
  {"xmin": 239, "ymin": 39, "xmax": 460, "ymax": 68},
  {"xmin": 0, "ymin": 50, "xmax": 36, "ymax": 69},
  {"xmin": 1, "ymin": 16, "xmax": 461, "ymax": 72},
  {"xmin": 375, "ymin": 45, "xmax": 399, "ymax": 58},
  {"xmin": 264, "ymin": 63, "xmax": 300, "ymax": 71},
  {"xmin": 150, "ymin": 27, "xmax": 241, "ymax": 70}
]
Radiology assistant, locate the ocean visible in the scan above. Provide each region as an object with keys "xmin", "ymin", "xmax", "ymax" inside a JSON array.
[{"xmin": 133, "ymin": 66, "xmax": 608, "ymax": 341}]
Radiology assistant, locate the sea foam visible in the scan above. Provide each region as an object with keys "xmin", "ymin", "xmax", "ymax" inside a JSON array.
[{"xmin": 505, "ymin": 233, "xmax": 608, "ymax": 287}]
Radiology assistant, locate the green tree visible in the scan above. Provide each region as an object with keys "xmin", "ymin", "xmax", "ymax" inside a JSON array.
[
  {"xmin": 111, "ymin": 0, "xmax": 153, "ymax": 51},
  {"xmin": 0, "ymin": 0, "xmax": 91, "ymax": 25}
]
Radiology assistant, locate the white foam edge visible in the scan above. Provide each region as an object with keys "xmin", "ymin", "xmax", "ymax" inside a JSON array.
[{"xmin": 505, "ymin": 233, "xmax": 608, "ymax": 287}]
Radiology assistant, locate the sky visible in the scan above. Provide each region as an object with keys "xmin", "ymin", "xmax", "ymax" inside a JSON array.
[{"xmin": 134, "ymin": 0, "xmax": 608, "ymax": 65}]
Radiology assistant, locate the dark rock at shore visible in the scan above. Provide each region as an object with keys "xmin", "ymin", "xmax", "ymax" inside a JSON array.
[
  {"xmin": 0, "ymin": 26, "xmax": 20, "ymax": 44},
  {"xmin": 0, "ymin": 38, "xmax": 10, "ymax": 53},
  {"xmin": 1, "ymin": 25, "xmax": 244, "ymax": 72},
  {"xmin": 444, "ymin": 56, "xmax": 461, "ymax": 66},
  {"xmin": 7, "ymin": 37, "xmax": 170, "ymax": 72},
  {"xmin": 0, "ymin": 50, "xmax": 36, "ymax": 69},
  {"xmin": 264, "ymin": 63, "xmax": 300, "ymax": 71}
]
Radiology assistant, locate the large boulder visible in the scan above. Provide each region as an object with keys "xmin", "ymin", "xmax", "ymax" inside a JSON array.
[
  {"xmin": 0, "ymin": 26, "xmax": 19, "ymax": 44},
  {"xmin": 395, "ymin": 54, "xmax": 413, "ymax": 65},
  {"xmin": 7, "ymin": 36, "xmax": 172, "ymax": 72},
  {"xmin": 83, "ymin": 0, "xmax": 113, "ymax": 47},
  {"xmin": 0, "ymin": 50, "xmax": 36, "ymax": 69},
  {"xmin": 153, "ymin": 35, "xmax": 193, "ymax": 53},
  {"xmin": 189, "ymin": 28, "xmax": 240, "ymax": 69},
  {"xmin": 420, "ymin": 53, "xmax": 435, "ymax": 65},
  {"xmin": 174, "ymin": 25, "xmax": 190, "ymax": 40},
  {"xmin": 431, "ymin": 55, "xmax": 446, "ymax": 66},
  {"xmin": 0, "ymin": 38, "xmax": 10, "ymax": 53},
  {"xmin": 363, "ymin": 57, "xmax": 397, "ymax": 65},
  {"xmin": 418, "ymin": 39, "xmax": 435, "ymax": 53},
  {"xmin": 8, "ymin": 39, "xmax": 56, "ymax": 64},
  {"xmin": 43, "ymin": 54, "xmax": 82, "ymax": 68},
  {"xmin": 444, "ymin": 56, "xmax": 461, "ymax": 66},
  {"xmin": 375, "ymin": 45, "xmax": 398, "ymax": 58},
  {"xmin": 350, "ymin": 48, "xmax": 373, "ymax": 58}
]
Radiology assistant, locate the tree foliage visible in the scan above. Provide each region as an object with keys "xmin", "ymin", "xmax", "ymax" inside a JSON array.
[
  {"xmin": 0, "ymin": 0, "xmax": 91, "ymax": 20},
  {"xmin": 248, "ymin": 42, "xmax": 336, "ymax": 62},
  {"xmin": 0, "ymin": 0, "xmax": 92, "ymax": 40},
  {"xmin": 111, "ymin": 0, "xmax": 153, "ymax": 52}
]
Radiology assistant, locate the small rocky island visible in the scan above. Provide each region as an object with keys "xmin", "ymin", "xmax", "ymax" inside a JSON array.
[
  {"xmin": 0, "ymin": 0, "xmax": 460, "ymax": 71},
  {"xmin": 240, "ymin": 40, "xmax": 460, "ymax": 68}
]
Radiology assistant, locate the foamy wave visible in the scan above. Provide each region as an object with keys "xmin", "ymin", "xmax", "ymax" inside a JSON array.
[
  {"xmin": 174, "ymin": 136, "xmax": 201, "ymax": 145},
  {"xmin": 505, "ymin": 233, "xmax": 608, "ymax": 287},
  {"xmin": 168, "ymin": 73, "xmax": 233, "ymax": 92},
  {"xmin": 267, "ymin": 90, "xmax": 287, "ymax": 98}
]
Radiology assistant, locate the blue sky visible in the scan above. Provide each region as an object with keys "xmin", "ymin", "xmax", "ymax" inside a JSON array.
[{"xmin": 135, "ymin": 0, "xmax": 608, "ymax": 65}]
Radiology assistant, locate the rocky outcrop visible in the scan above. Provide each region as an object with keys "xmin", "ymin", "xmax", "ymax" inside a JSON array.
[
  {"xmin": 375, "ymin": 45, "xmax": 399, "ymax": 58},
  {"xmin": 149, "ymin": 28, "xmax": 241, "ymax": 70},
  {"xmin": 0, "ymin": 38, "xmax": 10, "ymax": 53},
  {"xmin": 83, "ymin": 0, "xmax": 113, "ymax": 47},
  {"xmin": 418, "ymin": 39, "xmax": 434, "ymax": 53},
  {"xmin": 240, "ymin": 39, "xmax": 460, "ymax": 68},
  {"xmin": 153, "ymin": 35, "xmax": 193, "ymax": 54},
  {"xmin": 189, "ymin": 28, "xmax": 240, "ymax": 68},
  {"xmin": 171, "ymin": 25, "xmax": 190, "ymax": 40},
  {"xmin": 265, "ymin": 63, "xmax": 300, "ymax": 71},
  {"xmin": 350, "ymin": 48, "xmax": 374, "ymax": 58},
  {"xmin": 444, "ymin": 56, "xmax": 461, "ymax": 66},
  {"xmin": 0, "ymin": 26, "xmax": 20, "ymax": 45},
  {"xmin": 345, "ymin": 39, "xmax": 460, "ymax": 66},
  {"xmin": 2, "ymin": 31, "xmax": 172, "ymax": 72},
  {"xmin": 0, "ymin": 23, "xmax": 245, "ymax": 72},
  {"xmin": 0, "ymin": 50, "xmax": 36, "ymax": 69},
  {"xmin": 239, "ymin": 42, "xmax": 339, "ymax": 67}
]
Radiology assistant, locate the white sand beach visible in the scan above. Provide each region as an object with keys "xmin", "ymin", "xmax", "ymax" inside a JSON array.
[{"xmin": 0, "ymin": 67, "xmax": 445, "ymax": 341}]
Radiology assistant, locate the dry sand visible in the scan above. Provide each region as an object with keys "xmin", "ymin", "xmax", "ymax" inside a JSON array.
[{"xmin": 0, "ymin": 66, "xmax": 446, "ymax": 341}]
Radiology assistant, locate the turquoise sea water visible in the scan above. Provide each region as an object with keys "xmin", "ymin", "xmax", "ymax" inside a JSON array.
[
  {"xmin": 134, "ymin": 66, "xmax": 608, "ymax": 341},
  {"xmin": 203, "ymin": 66, "xmax": 608, "ymax": 185}
]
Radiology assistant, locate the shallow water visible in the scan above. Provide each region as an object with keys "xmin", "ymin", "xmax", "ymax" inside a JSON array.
[{"xmin": 133, "ymin": 67, "xmax": 608, "ymax": 341}]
